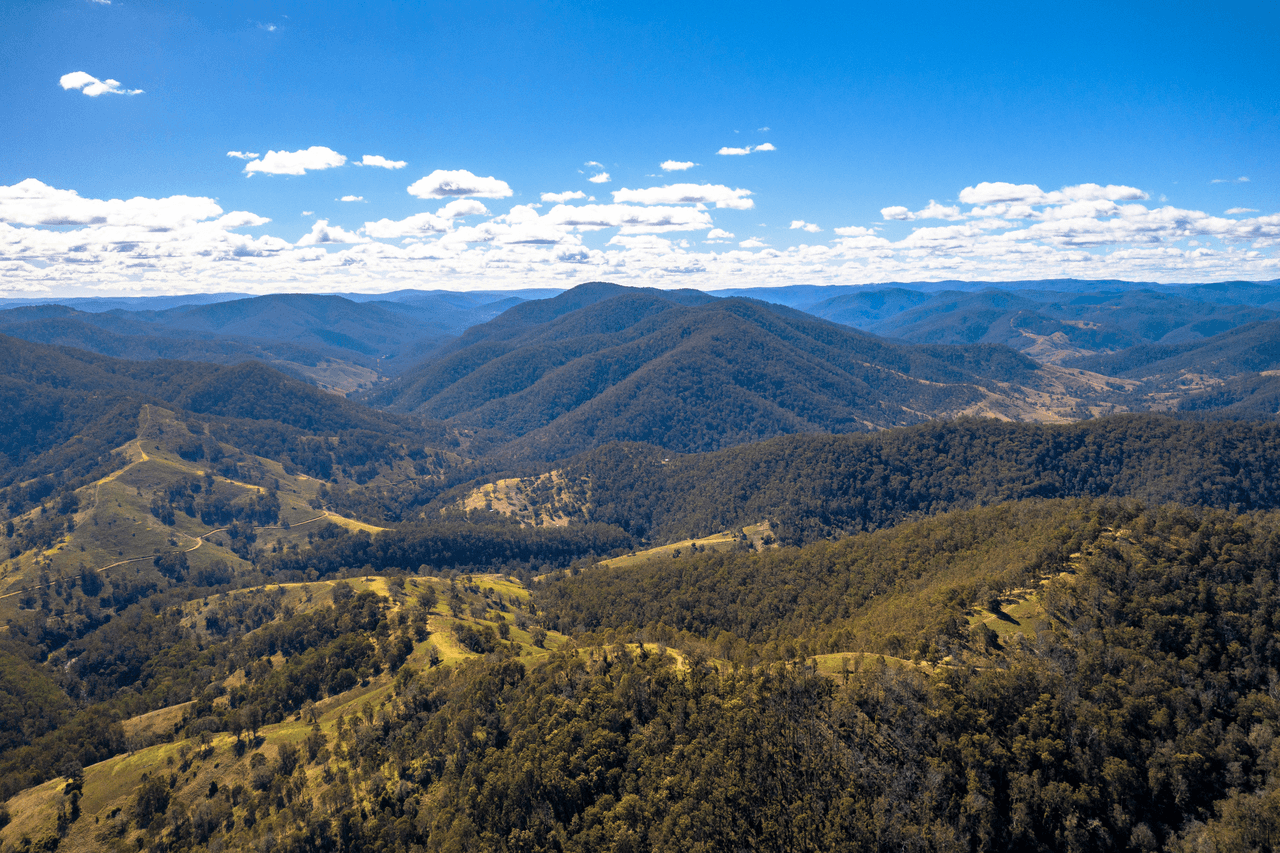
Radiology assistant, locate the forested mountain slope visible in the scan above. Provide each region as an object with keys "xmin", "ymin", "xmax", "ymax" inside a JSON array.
[
  {"xmin": 1070, "ymin": 318, "xmax": 1280, "ymax": 379},
  {"xmin": 0, "ymin": 292, "xmax": 527, "ymax": 393},
  {"xmin": 0, "ymin": 333, "xmax": 455, "ymax": 522},
  {"xmin": 470, "ymin": 414, "xmax": 1280, "ymax": 544},
  {"xmin": 370, "ymin": 283, "xmax": 1124, "ymax": 461}
]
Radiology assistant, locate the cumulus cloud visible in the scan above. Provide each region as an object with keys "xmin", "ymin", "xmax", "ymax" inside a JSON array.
[
  {"xmin": 0, "ymin": 178, "xmax": 221, "ymax": 228},
  {"xmin": 363, "ymin": 212, "xmax": 452, "ymax": 239},
  {"xmin": 437, "ymin": 199, "xmax": 489, "ymax": 218},
  {"xmin": 360, "ymin": 155, "xmax": 407, "ymax": 169},
  {"xmin": 584, "ymin": 161, "xmax": 604, "ymax": 169},
  {"xmin": 542, "ymin": 190, "xmax": 586, "ymax": 203},
  {"xmin": 59, "ymin": 71, "xmax": 142, "ymax": 97},
  {"xmin": 834, "ymin": 225, "xmax": 875, "ymax": 237},
  {"xmin": 407, "ymin": 169, "xmax": 512, "ymax": 199},
  {"xmin": 1226, "ymin": 208, "xmax": 1259, "ymax": 215},
  {"xmin": 705, "ymin": 228, "xmax": 734, "ymax": 242},
  {"xmin": 226, "ymin": 151, "xmax": 260, "ymax": 160},
  {"xmin": 588, "ymin": 172, "xmax": 611, "ymax": 184},
  {"xmin": 296, "ymin": 219, "xmax": 366, "ymax": 245},
  {"xmin": 612, "ymin": 183, "xmax": 753, "ymax": 210},
  {"xmin": 543, "ymin": 204, "xmax": 712, "ymax": 234},
  {"xmin": 1212, "ymin": 177, "xmax": 1250, "ymax": 184},
  {"xmin": 662, "ymin": 161, "xmax": 699, "ymax": 171},
  {"xmin": 880, "ymin": 200, "xmax": 964, "ymax": 221},
  {"xmin": 717, "ymin": 144, "xmax": 774, "ymax": 156},
  {"xmin": 739, "ymin": 238, "xmax": 767, "ymax": 248},
  {"xmin": 244, "ymin": 146, "xmax": 347, "ymax": 176},
  {"xmin": 301, "ymin": 211, "xmax": 314, "ymax": 217},
  {"xmin": 215, "ymin": 211, "xmax": 270, "ymax": 229},
  {"xmin": 790, "ymin": 220, "xmax": 821, "ymax": 233},
  {"xmin": 958, "ymin": 182, "xmax": 1148, "ymax": 206},
  {"xmin": 340, "ymin": 196, "xmax": 364, "ymax": 202}
]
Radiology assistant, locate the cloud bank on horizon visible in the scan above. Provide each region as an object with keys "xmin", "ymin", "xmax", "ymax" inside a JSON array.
[{"xmin": 1, "ymin": 172, "xmax": 1276, "ymax": 296}]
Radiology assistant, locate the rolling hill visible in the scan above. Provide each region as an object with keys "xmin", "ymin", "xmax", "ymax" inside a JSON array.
[
  {"xmin": 368, "ymin": 282, "xmax": 1127, "ymax": 461},
  {"xmin": 0, "ymin": 292, "xmax": 529, "ymax": 394}
]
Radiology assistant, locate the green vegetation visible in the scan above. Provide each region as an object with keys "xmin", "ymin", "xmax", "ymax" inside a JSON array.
[{"xmin": 547, "ymin": 414, "xmax": 1280, "ymax": 544}]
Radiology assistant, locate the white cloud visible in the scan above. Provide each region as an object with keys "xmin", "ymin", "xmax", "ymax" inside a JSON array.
[
  {"xmin": 790, "ymin": 220, "xmax": 821, "ymax": 233},
  {"xmin": 1212, "ymin": 177, "xmax": 1250, "ymax": 184},
  {"xmin": 0, "ymin": 178, "xmax": 221, "ymax": 227},
  {"xmin": 739, "ymin": 238, "xmax": 768, "ymax": 248},
  {"xmin": 227, "ymin": 151, "xmax": 260, "ymax": 160},
  {"xmin": 834, "ymin": 225, "xmax": 875, "ymax": 236},
  {"xmin": 88, "ymin": 0, "xmax": 111, "ymax": 5},
  {"xmin": 244, "ymin": 146, "xmax": 347, "ymax": 176},
  {"xmin": 705, "ymin": 228, "xmax": 734, "ymax": 241},
  {"xmin": 544, "ymin": 203, "xmax": 712, "ymax": 234},
  {"xmin": 363, "ymin": 212, "xmax": 452, "ymax": 239},
  {"xmin": 296, "ymin": 219, "xmax": 366, "ymax": 246},
  {"xmin": 542, "ymin": 190, "xmax": 586, "ymax": 203},
  {"xmin": 301, "ymin": 211, "xmax": 314, "ymax": 217},
  {"xmin": 340, "ymin": 196, "xmax": 364, "ymax": 202},
  {"xmin": 612, "ymin": 183, "xmax": 753, "ymax": 210},
  {"xmin": 360, "ymin": 155, "xmax": 407, "ymax": 170},
  {"xmin": 717, "ymin": 143, "xmax": 774, "ymax": 156},
  {"xmin": 758, "ymin": 126, "xmax": 770, "ymax": 132},
  {"xmin": 661, "ymin": 161, "xmax": 699, "ymax": 171},
  {"xmin": 407, "ymin": 169, "xmax": 512, "ymax": 199},
  {"xmin": 588, "ymin": 172, "xmax": 611, "ymax": 184},
  {"xmin": 958, "ymin": 182, "xmax": 1148, "ymax": 206},
  {"xmin": 1226, "ymin": 208, "xmax": 1259, "ymax": 215},
  {"xmin": 215, "ymin": 211, "xmax": 270, "ymax": 229},
  {"xmin": 59, "ymin": 71, "xmax": 142, "ymax": 97},
  {"xmin": 437, "ymin": 199, "xmax": 489, "ymax": 218},
  {"xmin": 879, "ymin": 200, "xmax": 963, "ymax": 221},
  {"xmin": 584, "ymin": 161, "xmax": 604, "ymax": 169}
]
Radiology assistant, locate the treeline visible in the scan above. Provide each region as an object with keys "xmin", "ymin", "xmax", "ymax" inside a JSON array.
[
  {"xmin": 551, "ymin": 414, "xmax": 1280, "ymax": 544},
  {"xmin": 260, "ymin": 520, "xmax": 633, "ymax": 579}
]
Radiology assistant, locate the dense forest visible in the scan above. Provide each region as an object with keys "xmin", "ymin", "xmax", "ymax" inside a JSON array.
[{"xmin": 545, "ymin": 414, "xmax": 1280, "ymax": 544}]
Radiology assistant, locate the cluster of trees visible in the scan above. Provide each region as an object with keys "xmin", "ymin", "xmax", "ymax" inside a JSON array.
[{"xmin": 260, "ymin": 519, "xmax": 632, "ymax": 580}]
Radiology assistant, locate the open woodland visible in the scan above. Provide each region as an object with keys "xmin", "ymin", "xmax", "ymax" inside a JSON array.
[{"xmin": 2, "ymin": 281, "xmax": 1280, "ymax": 852}]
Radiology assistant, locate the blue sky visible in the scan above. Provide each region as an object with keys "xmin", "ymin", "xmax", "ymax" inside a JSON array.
[{"xmin": 1, "ymin": 0, "xmax": 1277, "ymax": 296}]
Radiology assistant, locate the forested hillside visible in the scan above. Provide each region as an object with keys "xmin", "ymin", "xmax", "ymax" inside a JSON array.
[
  {"xmin": 368, "ymin": 283, "xmax": 1124, "ymax": 461},
  {"xmin": 491, "ymin": 414, "xmax": 1280, "ymax": 544}
]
